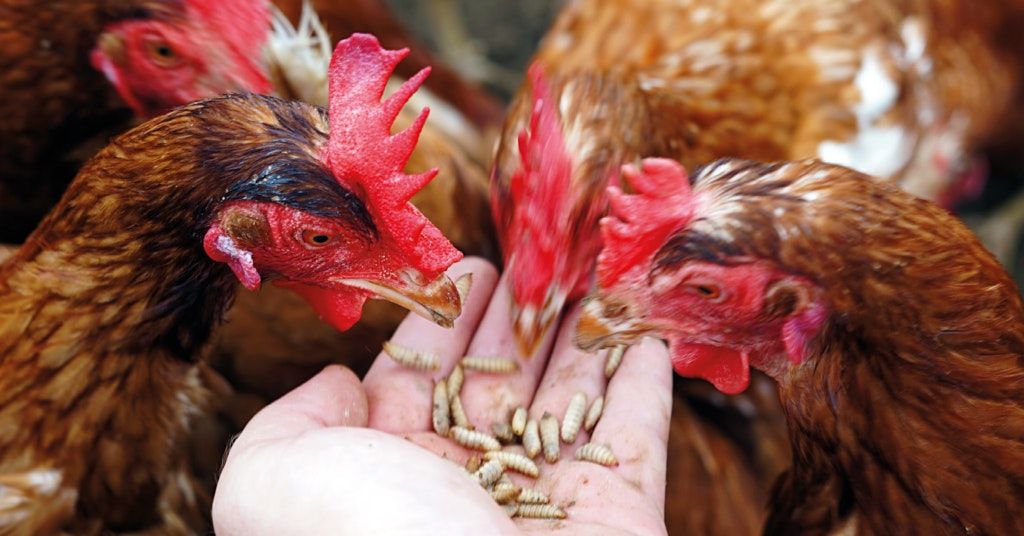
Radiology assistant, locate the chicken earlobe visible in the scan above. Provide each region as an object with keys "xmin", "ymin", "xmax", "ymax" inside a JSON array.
[{"xmin": 203, "ymin": 229, "xmax": 261, "ymax": 291}]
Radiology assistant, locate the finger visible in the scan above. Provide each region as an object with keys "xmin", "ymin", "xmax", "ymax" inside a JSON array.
[
  {"xmin": 528, "ymin": 306, "xmax": 607, "ymax": 455},
  {"xmin": 364, "ymin": 257, "xmax": 499, "ymax": 432},
  {"xmin": 592, "ymin": 337, "xmax": 672, "ymax": 509},
  {"xmin": 457, "ymin": 273, "xmax": 559, "ymax": 428},
  {"xmin": 234, "ymin": 365, "xmax": 368, "ymax": 448}
]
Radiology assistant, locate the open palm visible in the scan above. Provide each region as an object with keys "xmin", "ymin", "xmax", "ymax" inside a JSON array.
[{"xmin": 213, "ymin": 258, "xmax": 672, "ymax": 535}]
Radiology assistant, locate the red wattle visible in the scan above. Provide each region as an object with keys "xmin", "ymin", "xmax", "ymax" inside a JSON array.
[
  {"xmin": 277, "ymin": 282, "xmax": 368, "ymax": 332},
  {"xmin": 670, "ymin": 343, "xmax": 750, "ymax": 394}
]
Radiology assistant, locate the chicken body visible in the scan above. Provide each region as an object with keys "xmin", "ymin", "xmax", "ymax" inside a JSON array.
[
  {"xmin": 579, "ymin": 157, "xmax": 1024, "ymax": 534},
  {"xmin": 493, "ymin": 0, "xmax": 1020, "ymax": 354}
]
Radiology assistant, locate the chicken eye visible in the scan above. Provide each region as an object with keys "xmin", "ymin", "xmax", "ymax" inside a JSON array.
[
  {"xmin": 301, "ymin": 230, "xmax": 333, "ymax": 247},
  {"xmin": 688, "ymin": 283, "xmax": 722, "ymax": 301},
  {"xmin": 143, "ymin": 38, "xmax": 179, "ymax": 67}
]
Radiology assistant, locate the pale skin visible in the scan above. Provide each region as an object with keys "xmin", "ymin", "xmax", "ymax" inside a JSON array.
[{"xmin": 212, "ymin": 258, "xmax": 673, "ymax": 535}]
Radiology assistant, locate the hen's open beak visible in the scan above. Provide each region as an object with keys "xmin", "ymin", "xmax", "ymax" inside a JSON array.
[
  {"xmin": 340, "ymin": 273, "xmax": 464, "ymax": 328},
  {"xmin": 575, "ymin": 295, "xmax": 653, "ymax": 351}
]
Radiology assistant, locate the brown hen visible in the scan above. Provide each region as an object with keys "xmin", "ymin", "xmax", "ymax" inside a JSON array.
[{"xmin": 580, "ymin": 157, "xmax": 1024, "ymax": 534}]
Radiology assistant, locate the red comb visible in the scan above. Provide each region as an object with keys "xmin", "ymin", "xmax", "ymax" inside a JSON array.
[
  {"xmin": 597, "ymin": 158, "xmax": 694, "ymax": 287},
  {"xmin": 185, "ymin": 0, "xmax": 271, "ymax": 90},
  {"xmin": 505, "ymin": 63, "xmax": 576, "ymax": 305},
  {"xmin": 325, "ymin": 33, "xmax": 461, "ymax": 276}
]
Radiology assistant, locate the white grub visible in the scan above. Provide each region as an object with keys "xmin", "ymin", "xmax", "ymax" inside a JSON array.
[
  {"xmin": 490, "ymin": 479, "xmax": 520, "ymax": 503},
  {"xmin": 446, "ymin": 364, "xmax": 465, "ymax": 401},
  {"xmin": 455, "ymin": 273, "xmax": 473, "ymax": 305},
  {"xmin": 432, "ymin": 379, "xmax": 450, "ymax": 436},
  {"xmin": 502, "ymin": 503, "xmax": 519, "ymax": 518},
  {"xmin": 517, "ymin": 487, "xmax": 551, "ymax": 504},
  {"xmin": 560, "ymin": 392, "xmax": 587, "ymax": 444},
  {"xmin": 604, "ymin": 345, "xmax": 625, "ymax": 378},
  {"xmin": 451, "ymin": 394, "xmax": 471, "ymax": 429},
  {"xmin": 515, "ymin": 503, "xmax": 566, "ymax": 520},
  {"xmin": 474, "ymin": 459, "xmax": 505, "ymax": 487},
  {"xmin": 584, "ymin": 396, "xmax": 604, "ymax": 432},
  {"xmin": 451, "ymin": 426, "xmax": 501, "ymax": 452},
  {"xmin": 465, "ymin": 454, "xmax": 482, "ymax": 473},
  {"xmin": 484, "ymin": 451, "xmax": 540, "ymax": 478},
  {"xmin": 382, "ymin": 341, "xmax": 439, "ymax": 371},
  {"xmin": 523, "ymin": 419, "xmax": 541, "ymax": 459},
  {"xmin": 461, "ymin": 356, "xmax": 519, "ymax": 374},
  {"xmin": 511, "ymin": 407, "xmax": 528, "ymax": 436},
  {"xmin": 574, "ymin": 442, "xmax": 619, "ymax": 467},
  {"xmin": 540, "ymin": 412, "xmax": 561, "ymax": 463},
  {"xmin": 492, "ymin": 422, "xmax": 514, "ymax": 443}
]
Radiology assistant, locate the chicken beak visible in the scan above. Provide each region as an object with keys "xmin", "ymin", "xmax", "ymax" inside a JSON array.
[
  {"xmin": 575, "ymin": 295, "xmax": 653, "ymax": 351},
  {"xmin": 511, "ymin": 292, "xmax": 566, "ymax": 358},
  {"xmin": 339, "ymin": 273, "xmax": 464, "ymax": 328}
]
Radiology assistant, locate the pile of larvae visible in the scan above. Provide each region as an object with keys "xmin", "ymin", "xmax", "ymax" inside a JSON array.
[{"xmin": 383, "ymin": 342, "xmax": 628, "ymax": 520}]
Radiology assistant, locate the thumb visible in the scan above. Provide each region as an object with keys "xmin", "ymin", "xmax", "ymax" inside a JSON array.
[{"xmin": 235, "ymin": 365, "xmax": 369, "ymax": 447}]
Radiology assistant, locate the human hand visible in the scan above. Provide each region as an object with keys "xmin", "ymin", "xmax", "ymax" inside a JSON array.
[{"xmin": 213, "ymin": 257, "xmax": 673, "ymax": 535}]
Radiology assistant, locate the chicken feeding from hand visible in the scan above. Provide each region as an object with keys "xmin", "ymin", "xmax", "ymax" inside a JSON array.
[
  {"xmin": 0, "ymin": 34, "xmax": 464, "ymax": 533},
  {"xmin": 0, "ymin": 0, "xmax": 273, "ymax": 243},
  {"xmin": 215, "ymin": 2, "xmax": 498, "ymax": 397},
  {"xmin": 490, "ymin": 0, "xmax": 1020, "ymax": 356},
  {"xmin": 578, "ymin": 157, "xmax": 1024, "ymax": 533}
]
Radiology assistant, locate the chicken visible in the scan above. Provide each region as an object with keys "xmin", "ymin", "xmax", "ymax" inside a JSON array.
[
  {"xmin": 577, "ymin": 157, "xmax": 1024, "ymax": 533},
  {"xmin": 216, "ymin": 4, "xmax": 498, "ymax": 397},
  {"xmin": 491, "ymin": 0, "xmax": 1020, "ymax": 356},
  {"xmin": 0, "ymin": 34, "xmax": 464, "ymax": 533},
  {"xmin": 0, "ymin": 0, "xmax": 272, "ymax": 243}
]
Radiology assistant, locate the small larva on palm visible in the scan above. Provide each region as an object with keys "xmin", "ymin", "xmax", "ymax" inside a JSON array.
[
  {"xmin": 382, "ymin": 341, "xmax": 440, "ymax": 371},
  {"xmin": 584, "ymin": 395, "xmax": 604, "ymax": 432},
  {"xmin": 522, "ymin": 419, "xmax": 541, "ymax": 459},
  {"xmin": 484, "ymin": 451, "xmax": 540, "ymax": 478},
  {"xmin": 465, "ymin": 454, "xmax": 482, "ymax": 473},
  {"xmin": 604, "ymin": 345, "xmax": 625, "ymax": 378},
  {"xmin": 511, "ymin": 407, "xmax": 528, "ymax": 436},
  {"xmin": 451, "ymin": 394, "xmax": 471, "ymax": 429},
  {"xmin": 474, "ymin": 459, "xmax": 504, "ymax": 487},
  {"xmin": 446, "ymin": 364, "xmax": 464, "ymax": 400},
  {"xmin": 492, "ymin": 422, "xmax": 514, "ymax": 443},
  {"xmin": 502, "ymin": 503, "xmax": 519, "ymax": 518},
  {"xmin": 515, "ymin": 504, "xmax": 566, "ymax": 519},
  {"xmin": 560, "ymin": 392, "xmax": 587, "ymax": 443},
  {"xmin": 461, "ymin": 356, "xmax": 519, "ymax": 374},
  {"xmin": 451, "ymin": 426, "xmax": 501, "ymax": 452},
  {"xmin": 517, "ymin": 488, "xmax": 550, "ymax": 504},
  {"xmin": 490, "ymin": 480, "xmax": 519, "ymax": 503},
  {"xmin": 455, "ymin": 273, "xmax": 473, "ymax": 305},
  {"xmin": 540, "ymin": 412, "xmax": 560, "ymax": 463},
  {"xmin": 432, "ymin": 379, "xmax": 450, "ymax": 436},
  {"xmin": 574, "ymin": 442, "xmax": 618, "ymax": 467}
]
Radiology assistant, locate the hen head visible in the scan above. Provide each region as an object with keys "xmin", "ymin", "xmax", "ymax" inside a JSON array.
[
  {"xmin": 494, "ymin": 65, "xmax": 612, "ymax": 356},
  {"xmin": 577, "ymin": 158, "xmax": 831, "ymax": 394},
  {"xmin": 205, "ymin": 34, "xmax": 463, "ymax": 331},
  {"xmin": 91, "ymin": 0, "xmax": 272, "ymax": 118}
]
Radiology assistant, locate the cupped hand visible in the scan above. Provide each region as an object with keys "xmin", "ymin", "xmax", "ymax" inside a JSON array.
[{"xmin": 213, "ymin": 257, "xmax": 673, "ymax": 535}]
